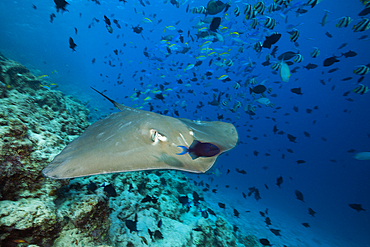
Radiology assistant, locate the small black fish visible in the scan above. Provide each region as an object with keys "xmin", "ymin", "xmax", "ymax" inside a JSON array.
[
  {"xmin": 218, "ymin": 202, "xmax": 226, "ymax": 209},
  {"xmin": 338, "ymin": 43, "xmax": 348, "ymax": 49},
  {"xmin": 303, "ymin": 63, "xmax": 318, "ymax": 70},
  {"xmin": 178, "ymin": 195, "xmax": 188, "ymax": 206},
  {"xmin": 236, "ymin": 168, "xmax": 247, "ymax": 174},
  {"xmin": 69, "ymin": 37, "xmax": 77, "ymax": 51},
  {"xmin": 270, "ymin": 228, "xmax": 281, "ymax": 236},
  {"xmin": 295, "ymin": 190, "xmax": 304, "ymax": 202},
  {"xmin": 50, "ymin": 13, "xmax": 56, "ymax": 23},
  {"xmin": 132, "ymin": 25, "xmax": 143, "ymax": 34},
  {"xmin": 103, "ymin": 184, "xmax": 117, "ymax": 197},
  {"xmin": 208, "ymin": 208, "xmax": 216, "ymax": 216},
  {"xmin": 303, "ymin": 131, "xmax": 310, "ymax": 137},
  {"xmin": 262, "ymin": 33, "xmax": 281, "ymax": 49},
  {"xmin": 308, "ymin": 207, "xmax": 316, "ymax": 217},
  {"xmin": 87, "ymin": 181, "xmax": 98, "ymax": 192},
  {"xmin": 341, "ymin": 50, "xmax": 357, "ymax": 58},
  {"xmin": 276, "ymin": 176, "xmax": 283, "ymax": 188},
  {"xmin": 209, "ymin": 17, "xmax": 221, "ymax": 32},
  {"xmin": 259, "ymin": 238, "xmax": 272, "ymax": 246},
  {"xmin": 250, "ymin": 85, "xmax": 267, "ymax": 94},
  {"xmin": 325, "ymin": 31, "xmax": 333, "ymax": 38},
  {"xmin": 349, "ymin": 204, "xmax": 366, "ymax": 212},
  {"xmin": 323, "ymin": 56, "xmax": 340, "ymax": 67},
  {"xmin": 328, "ymin": 68, "xmax": 339, "ymax": 73},
  {"xmin": 290, "ymin": 87, "xmax": 303, "ymax": 95},
  {"xmin": 287, "ymin": 134, "xmax": 297, "ymax": 143},
  {"xmin": 302, "ymin": 223, "xmax": 310, "ymax": 228},
  {"xmin": 157, "ymin": 219, "xmax": 162, "ymax": 228},
  {"xmin": 141, "ymin": 195, "xmax": 158, "ymax": 203},
  {"xmin": 54, "ymin": 0, "xmax": 69, "ymax": 13},
  {"xmin": 233, "ymin": 209, "xmax": 240, "ymax": 217},
  {"xmin": 296, "ymin": 160, "xmax": 306, "ymax": 164},
  {"xmin": 278, "ymin": 51, "xmax": 297, "ymax": 61},
  {"xmin": 154, "ymin": 230, "xmax": 163, "ymax": 240},
  {"xmin": 341, "ymin": 77, "xmax": 352, "ymax": 81},
  {"xmin": 359, "ymin": 7, "xmax": 370, "ymax": 16},
  {"xmin": 265, "ymin": 217, "xmax": 271, "ymax": 225},
  {"xmin": 32, "ymin": 4, "xmax": 37, "ymax": 9},
  {"xmin": 125, "ymin": 214, "xmax": 138, "ymax": 233}
]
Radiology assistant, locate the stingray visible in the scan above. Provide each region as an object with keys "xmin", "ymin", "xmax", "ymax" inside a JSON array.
[{"xmin": 42, "ymin": 88, "xmax": 238, "ymax": 179}]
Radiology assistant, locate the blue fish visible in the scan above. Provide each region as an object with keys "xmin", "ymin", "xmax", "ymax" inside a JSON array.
[{"xmin": 177, "ymin": 140, "xmax": 220, "ymax": 160}]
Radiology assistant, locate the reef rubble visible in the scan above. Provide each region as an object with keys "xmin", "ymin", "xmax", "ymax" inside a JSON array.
[{"xmin": 0, "ymin": 53, "xmax": 261, "ymax": 247}]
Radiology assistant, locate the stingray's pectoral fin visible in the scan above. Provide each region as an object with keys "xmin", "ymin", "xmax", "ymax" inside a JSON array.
[{"xmin": 176, "ymin": 146, "xmax": 188, "ymax": 155}]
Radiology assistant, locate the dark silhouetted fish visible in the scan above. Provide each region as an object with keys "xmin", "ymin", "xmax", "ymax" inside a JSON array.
[
  {"xmin": 69, "ymin": 37, "xmax": 77, "ymax": 51},
  {"xmin": 154, "ymin": 230, "xmax": 163, "ymax": 240},
  {"xmin": 296, "ymin": 160, "xmax": 306, "ymax": 164},
  {"xmin": 103, "ymin": 183, "xmax": 117, "ymax": 197},
  {"xmin": 278, "ymin": 51, "xmax": 297, "ymax": 60},
  {"xmin": 233, "ymin": 209, "xmax": 240, "ymax": 217},
  {"xmin": 236, "ymin": 168, "xmax": 247, "ymax": 174},
  {"xmin": 87, "ymin": 181, "xmax": 98, "ymax": 192},
  {"xmin": 209, "ymin": 17, "xmax": 221, "ymax": 32},
  {"xmin": 54, "ymin": 0, "xmax": 69, "ymax": 13},
  {"xmin": 308, "ymin": 207, "xmax": 316, "ymax": 217},
  {"xmin": 287, "ymin": 134, "xmax": 297, "ymax": 143},
  {"xmin": 270, "ymin": 228, "xmax": 281, "ymax": 236},
  {"xmin": 295, "ymin": 190, "xmax": 304, "ymax": 202},
  {"xmin": 262, "ymin": 33, "xmax": 281, "ymax": 49},
  {"xmin": 259, "ymin": 238, "xmax": 272, "ymax": 246},
  {"xmin": 348, "ymin": 204, "xmax": 366, "ymax": 212},
  {"xmin": 291, "ymin": 87, "xmax": 303, "ymax": 95},
  {"xmin": 125, "ymin": 214, "xmax": 138, "ymax": 233},
  {"xmin": 50, "ymin": 13, "xmax": 56, "ymax": 23},
  {"xmin": 276, "ymin": 176, "xmax": 283, "ymax": 188},
  {"xmin": 341, "ymin": 50, "xmax": 357, "ymax": 58},
  {"xmin": 303, "ymin": 63, "xmax": 318, "ymax": 70},
  {"xmin": 302, "ymin": 223, "xmax": 310, "ymax": 228},
  {"xmin": 323, "ymin": 56, "xmax": 340, "ymax": 67},
  {"xmin": 141, "ymin": 195, "xmax": 158, "ymax": 203},
  {"xmin": 218, "ymin": 202, "xmax": 226, "ymax": 209}
]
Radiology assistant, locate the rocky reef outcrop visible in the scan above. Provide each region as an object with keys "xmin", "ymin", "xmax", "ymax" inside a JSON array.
[{"xmin": 0, "ymin": 53, "xmax": 261, "ymax": 247}]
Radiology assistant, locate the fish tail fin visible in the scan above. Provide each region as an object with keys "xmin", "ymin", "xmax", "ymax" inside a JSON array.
[
  {"xmin": 176, "ymin": 146, "xmax": 189, "ymax": 155},
  {"xmin": 189, "ymin": 152, "xmax": 199, "ymax": 160}
]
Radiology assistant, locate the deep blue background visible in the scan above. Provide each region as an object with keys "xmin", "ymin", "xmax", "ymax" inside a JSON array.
[{"xmin": 1, "ymin": 0, "xmax": 369, "ymax": 245}]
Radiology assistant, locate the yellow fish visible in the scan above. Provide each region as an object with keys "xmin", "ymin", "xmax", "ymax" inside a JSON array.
[
  {"xmin": 142, "ymin": 17, "xmax": 152, "ymax": 23},
  {"xmin": 217, "ymin": 75, "xmax": 229, "ymax": 80}
]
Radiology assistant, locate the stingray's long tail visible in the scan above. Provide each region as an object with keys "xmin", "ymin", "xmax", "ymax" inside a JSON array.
[{"xmin": 91, "ymin": 87, "xmax": 121, "ymax": 109}]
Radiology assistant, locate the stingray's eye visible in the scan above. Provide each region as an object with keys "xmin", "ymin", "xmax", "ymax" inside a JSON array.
[
  {"xmin": 150, "ymin": 129, "xmax": 167, "ymax": 143},
  {"xmin": 189, "ymin": 129, "xmax": 194, "ymax": 136}
]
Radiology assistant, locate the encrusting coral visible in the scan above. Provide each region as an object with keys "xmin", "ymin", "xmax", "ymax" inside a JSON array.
[{"xmin": 0, "ymin": 53, "xmax": 261, "ymax": 247}]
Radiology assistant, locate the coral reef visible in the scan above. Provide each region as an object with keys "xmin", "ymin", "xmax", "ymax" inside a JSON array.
[{"xmin": 0, "ymin": 53, "xmax": 259, "ymax": 246}]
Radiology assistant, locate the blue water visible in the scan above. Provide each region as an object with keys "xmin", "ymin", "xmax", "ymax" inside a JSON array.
[{"xmin": 1, "ymin": 0, "xmax": 369, "ymax": 246}]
